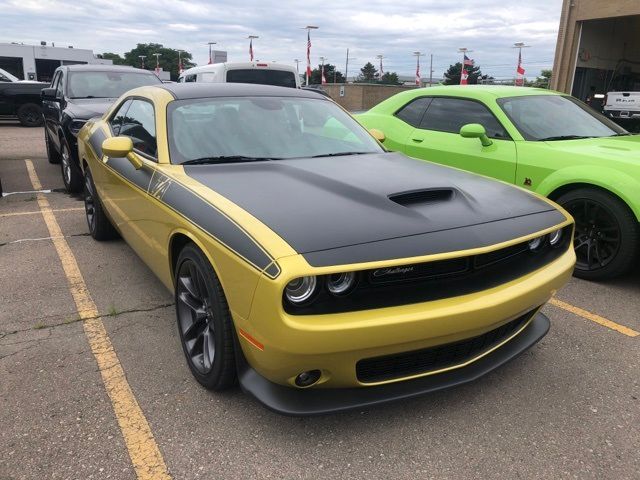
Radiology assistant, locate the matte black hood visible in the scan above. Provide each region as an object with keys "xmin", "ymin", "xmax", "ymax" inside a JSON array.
[
  {"xmin": 185, "ymin": 153, "xmax": 566, "ymax": 266},
  {"xmin": 66, "ymin": 98, "xmax": 117, "ymax": 120}
]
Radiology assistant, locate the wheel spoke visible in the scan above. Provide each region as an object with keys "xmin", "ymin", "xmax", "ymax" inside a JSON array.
[
  {"xmin": 179, "ymin": 274, "xmax": 199, "ymax": 299},
  {"xmin": 202, "ymin": 326, "xmax": 212, "ymax": 370},
  {"xmin": 183, "ymin": 314, "xmax": 207, "ymax": 340}
]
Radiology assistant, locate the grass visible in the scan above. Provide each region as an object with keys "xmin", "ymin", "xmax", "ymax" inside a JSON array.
[{"xmin": 107, "ymin": 305, "xmax": 119, "ymax": 317}]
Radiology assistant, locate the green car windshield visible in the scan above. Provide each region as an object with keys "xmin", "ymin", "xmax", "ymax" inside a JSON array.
[
  {"xmin": 167, "ymin": 96, "xmax": 383, "ymax": 164},
  {"xmin": 497, "ymin": 94, "xmax": 627, "ymax": 141}
]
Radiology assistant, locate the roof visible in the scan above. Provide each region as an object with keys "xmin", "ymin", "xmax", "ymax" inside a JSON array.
[
  {"xmin": 412, "ymin": 85, "xmax": 559, "ymax": 98},
  {"xmin": 179, "ymin": 61, "xmax": 297, "ymax": 76},
  {"xmin": 157, "ymin": 83, "xmax": 326, "ymax": 100},
  {"xmin": 60, "ymin": 64, "xmax": 153, "ymax": 74}
]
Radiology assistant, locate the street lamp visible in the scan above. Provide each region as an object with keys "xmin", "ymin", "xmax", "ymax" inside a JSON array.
[
  {"xmin": 138, "ymin": 55, "xmax": 146, "ymax": 69},
  {"xmin": 512, "ymin": 42, "xmax": 530, "ymax": 86},
  {"xmin": 153, "ymin": 53, "xmax": 162, "ymax": 75},
  {"xmin": 319, "ymin": 56, "xmax": 327, "ymax": 85},
  {"xmin": 207, "ymin": 42, "xmax": 217, "ymax": 64},
  {"xmin": 248, "ymin": 35, "xmax": 258, "ymax": 61},
  {"xmin": 376, "ymin": 54, "xmax": 384, "ymax": 80},
  {"xmin": 302, "ymin": 25, "xmax": 318, "ymax": 86},
  {"xmin": 413, "ymin": 51, "xmax": 425, "ymax": 86}
]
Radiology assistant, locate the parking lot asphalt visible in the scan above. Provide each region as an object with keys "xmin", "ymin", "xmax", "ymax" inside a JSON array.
[{"xmin": 1, "ymin": 123, "xmax": 639, "ymax": 479}]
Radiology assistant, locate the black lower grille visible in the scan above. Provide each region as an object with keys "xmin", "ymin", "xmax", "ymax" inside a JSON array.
[{"xmin": 356, "ymin": 309, "xmax": 536, "ymax": 383}]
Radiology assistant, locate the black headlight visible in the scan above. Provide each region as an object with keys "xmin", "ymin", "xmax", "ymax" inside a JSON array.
[{"xmin": 69, "ymin": 119, "xmax": 87, "ymax": 136}]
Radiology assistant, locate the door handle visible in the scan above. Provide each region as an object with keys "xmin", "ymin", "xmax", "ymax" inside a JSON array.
[{"xmin": 411, "ymin": 138, "xmax": 424, "ymax": 143}]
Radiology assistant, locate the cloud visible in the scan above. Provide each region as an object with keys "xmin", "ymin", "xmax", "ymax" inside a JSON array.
[{"xmin": 0, "ymin": 0, "xmax": 563, "ymax": 78}]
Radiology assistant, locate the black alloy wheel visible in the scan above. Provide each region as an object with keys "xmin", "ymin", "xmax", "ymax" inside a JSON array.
[
  {"xmin": 16, "ymin": 103, "xmax": 43, "ymax": 127},
  {"xmin": 175, "ymin": 244, "xmax": 236, "ymax": 390},
  {"xmin": 83, "ymin": 169, "xmax": 118, "ymax": 240},
  {"xmin": 558, "ymin": 187, "xmax": 639, "ymax": 280},
  {"xmin": 60, "ymin": 139, "xmax": 82, "ymax": 193}
]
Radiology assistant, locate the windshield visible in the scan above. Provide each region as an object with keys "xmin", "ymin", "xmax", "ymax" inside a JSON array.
[
  {"xmin": 67, "ymin": 71, "xmax": 161, "ymax": 99},
  {"xmin": 168, "ymin": 96, "xmax": 383, "ymax": 164},
  {"xmin": 498, "ymin": 94, "xmax": 627, "ymax": 140},
  {"xmin": 226, "ymin": 69, "xmax": 297, "ymax": 88}
]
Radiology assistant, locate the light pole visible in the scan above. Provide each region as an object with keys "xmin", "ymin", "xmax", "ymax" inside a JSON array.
[
  {"xmin": 413, "ymin": 51, "xmax": 425, "ymax": 86},
  {"xmin": 248, "ymin": 35, "xmax": 258, "ymax": 61},
  {"xmin": 138, "ymin": 55, "xmax": 146, "ymax": 69},
  {"xmin": 376, "ymin": 54, "xmax": 384, "ymax": 81},
  {"xmin": 153, "ymin": 53, "xmax": 162, "ymax": 75},
  {"xmin": 293, "ymin": 59, "xmax": 300, "ymax": 76},
  {"xmin": 512, "ymin": 42, "xmax": 530, "ymax": 86},
  {"xmin": 207, "ymin": 42, "xmax": 216, "ymax": 64},
  {"xmin": 177, "ymin": 49, "xmax": 184, "ymax": 75},
  {"xmin": 302, "ymin": 25, "xmax": 318, "ymax": 86},
  {"xmin": 458, "ymin": 47, "xmax": 473, "ymax": 85},
  {"xmin": 319, "ymin": 56, "xmax": 327, "ymax": 85}
]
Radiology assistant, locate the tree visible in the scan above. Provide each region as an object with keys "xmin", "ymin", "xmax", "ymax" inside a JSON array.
[
  {"xmin": 380, "ymin": 72, "xmax": 400, "ymax": 85},
  {"xmin": 308, "ymin": 63, "xmax": 345, "ymax": 84},
  {"xmin": 121, "ymin": 43, "xmax": 196, "ymax": 80},
  {"xmin": 357, "ymin": 62, "xmax": 378, "ymax": 83},
  {"xmin": 443, "ymin": 62, "xmax": 483, "ymax": 85},
  {"xmin": 100, "ymin": 52, "xmax": 126, "ymax": 65},
  {"xmin": 526, "ymin": 69, "xmax": 552, "ymax": 88}
]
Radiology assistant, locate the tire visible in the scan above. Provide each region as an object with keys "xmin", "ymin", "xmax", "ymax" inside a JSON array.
[
  {"xmin": 45, "ymin": 129, "xmax": 61, "ymax": 164},
  {"xmin": 60, "ymin": 137, "xmax": 83, "ymax": 193},
  {"xmin": 83, "ymin": 168, "xmax": 118, "ymax": 240},
  {"xmin": 16, "ymin": 103, "xmax": 43, "ymax": 127},
  {"xmin": 175, "ymin": 243, "xmax": 237, "ymax": 390},
  {"xmin": 557, "ymin": 187, "xmax": 640, "ymax": 280}
]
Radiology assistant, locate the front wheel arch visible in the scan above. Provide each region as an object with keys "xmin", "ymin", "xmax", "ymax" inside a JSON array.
[{"xmin": 548, "ymin": 183, "xmax": 636, "ymax": 221}]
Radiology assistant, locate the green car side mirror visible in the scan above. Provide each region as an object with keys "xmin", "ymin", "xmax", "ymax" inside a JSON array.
[{"xmin": 460, "ymin": 123, "xmax": 493, "ymax": 147}]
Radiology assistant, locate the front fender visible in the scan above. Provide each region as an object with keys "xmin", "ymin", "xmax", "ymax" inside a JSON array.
[{"xmin": 536, "ymin": 166, "xmax": 640, "ymax": 221}]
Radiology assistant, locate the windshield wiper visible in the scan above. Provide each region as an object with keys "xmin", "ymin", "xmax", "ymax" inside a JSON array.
[
  {"xmin": 537, "ymin": 135, "xmax": 592, "ymax": 141},
  {"xmin": 610, "ymin": 132, "xmax": 632, "ymax": 137},
  {"xmin": 181, "ymin": 156, "xmax": 280, "ymax": 165},
  {"xmin": 311, "ymin": 151, "xmax": 371, "ymax": 158}
]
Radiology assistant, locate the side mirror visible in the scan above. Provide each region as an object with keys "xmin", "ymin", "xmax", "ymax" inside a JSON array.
[
  {"xmin": 369, "ymin": 128, "xmax": 386, "ymax": 143},
  {"xmin": 41, "ymin": 87, "xmax": 59, "ymax": 101},
  {"xmin": 101, "ymin": 136, "xmax": 143, "ymax": 170},
  {"xmin": 460, "ymin": 123, "xmax": 493, "ymax": 147}
]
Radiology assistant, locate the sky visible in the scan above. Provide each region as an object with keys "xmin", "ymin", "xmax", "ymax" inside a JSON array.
[{"xmin": 0, "ymin": 0, "xmax": 563, "ymax": 80}]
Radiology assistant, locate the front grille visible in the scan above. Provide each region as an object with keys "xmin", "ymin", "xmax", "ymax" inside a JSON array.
[{"xmin": 356, "ymin": 309, "xmax": 536, "ymax": 383}]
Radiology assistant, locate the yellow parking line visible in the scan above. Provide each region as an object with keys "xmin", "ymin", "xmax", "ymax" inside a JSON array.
[
  {"xmin": 25, "ymin": 160, "xmax": 171, "ymax": 480},
  {"xmin": 549, "ymin": 297, "xmax": 639, "ymax": 337},
  {"xmin": 0, "ymin": 207, "xmax": 84, "ymax": 218}
]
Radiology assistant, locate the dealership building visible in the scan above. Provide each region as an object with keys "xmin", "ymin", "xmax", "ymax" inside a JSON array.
[
  {"xmin": 0, "ymin": 42, "xmax": 112, "ymax": 83},
  {"xmin": 552, "ymin": 0, "xmax": 640, "ymax": 103}
]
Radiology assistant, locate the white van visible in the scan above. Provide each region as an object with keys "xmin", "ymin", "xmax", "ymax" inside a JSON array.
[{"xmin": 178, "ymin": 62, "xmax": 300, "ymax": 88}]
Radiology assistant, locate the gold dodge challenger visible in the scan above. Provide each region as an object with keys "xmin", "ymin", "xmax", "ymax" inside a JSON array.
[{"xmin": 77, "ymin": 83, "xmax": 575, "ymax": 415}]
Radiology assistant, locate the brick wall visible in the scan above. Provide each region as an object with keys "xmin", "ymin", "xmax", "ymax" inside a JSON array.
[{"xmin": 322, "ymin": 84, "xmax": 418, "ymax": 111}]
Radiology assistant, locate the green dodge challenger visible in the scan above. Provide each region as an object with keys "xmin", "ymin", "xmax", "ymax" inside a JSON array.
[{"xmin": 357, "ymin": 86, "xmax": 640, "ymax": 280}]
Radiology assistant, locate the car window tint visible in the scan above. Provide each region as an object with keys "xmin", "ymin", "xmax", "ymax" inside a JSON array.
[
  {"xmin": 184, "ymin": 74, "xmax": 196, "ymax": 83},
  {"xmin": 119, "ymin": 99, "xmax": 157, "ymax": 159},
  {"xmin": 394, "ymin": 97, "xmax": 432, "ymax": 127},
  {"xmin": 420, "ymin": 97, "xmax": 508, "ymax": 139},
  {"xmin": 109, "ymin": 100, "xmax": 132, "ymax": 136}
]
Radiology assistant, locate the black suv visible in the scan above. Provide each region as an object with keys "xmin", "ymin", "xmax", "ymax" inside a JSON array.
[{"xmin": 42, "ymin": 65, "xmax": 162, "ymax": 192}]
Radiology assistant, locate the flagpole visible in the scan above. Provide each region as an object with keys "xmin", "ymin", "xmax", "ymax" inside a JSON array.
[
  {"xmin": 302, "ymin": 26, "xmax": 319, "ymax": 86},
  {"xmin": 319, "ymin": 56, "xmax": 327, "ymax": 85},
  {"xmin": 177, "ymin": 49, "xmax": 183, "ymax": 75},
  {"xmin": 153, "ymin": 53, "xmax": 162, "ymax": 76},
  {"xmin": 512, "ymin": 42, "xmax": 530, "ymax": 86},
  {"xmin": 429, "ymin": 54, "xmax": 433, "ymax": 87},
  {"xmin": 207, "ymin": 42, "xmax": 216, "ymax": 65},
  {"xmin": 413, "ymin": 51, "xmax": 425, "ymax": 86},
  {"xmin": 345, "ymin": 48, "xmax": 349, "ymax": 83},
  {"xmin": 376, "ymin": 54, "xmax": 384, "ymax": 81},
  {"xmin": 458, "ymin": 47, "xmax": 473, "ymax": 85}
]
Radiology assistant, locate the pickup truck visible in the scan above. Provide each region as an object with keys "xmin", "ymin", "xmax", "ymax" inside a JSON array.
[
  {"xmin": 603, "ymin": 91, "xmax": 640, "ymax": 120},
  {"xmin": 0, "ymin": 67, "xmax": 47, "ymax": 126}
]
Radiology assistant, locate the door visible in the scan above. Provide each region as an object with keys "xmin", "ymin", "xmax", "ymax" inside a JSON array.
[
  {"xmin": 42, "ymin": 70, "xmax": 64, "ymax": 150},
  {"xmin": 402, "ymin": 97, "xmax": 517, "ymax": 183}
]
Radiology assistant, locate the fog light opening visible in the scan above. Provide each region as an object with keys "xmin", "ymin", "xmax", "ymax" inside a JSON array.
[{"xmin": 295, "ymin": 369, "xmax": 322, "ymax": 388}]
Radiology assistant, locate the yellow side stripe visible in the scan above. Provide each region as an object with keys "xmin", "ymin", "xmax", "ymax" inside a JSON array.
[
  {"xmin": 549, "ymin": 297, "xmax": 639, "ymax": 338},
  {"xmin": 25, "ymin": 160, "xmax": 171, "ymax": 480}
]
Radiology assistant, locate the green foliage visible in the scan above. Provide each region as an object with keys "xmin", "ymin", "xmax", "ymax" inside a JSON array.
[
  {"xmin": 357, "ymin": 62, "xmax": 378, "ymax": 83},
  {"xmin": 443, "ymin": 62, "xmax": 483, "ymax": 85},
  {"xmin": 309, "ymin": 63, "xmax": 345, "ymax": 84},
  {"xmin": 100, "ymin": 52, "xmax": 126, "ymax": 65},
  {"xmin": 380, "ymin": 72, "xmax": 400, "ymax": 85},
  {"xmin": 526, "ymin": 69, "xmax": 552, "ymax": 88},
  {"xmin": 120, "ymin": 43, "xmax": 196, "ymax": 81}
]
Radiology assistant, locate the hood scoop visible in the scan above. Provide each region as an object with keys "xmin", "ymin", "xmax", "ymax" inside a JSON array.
[{"xmin": 388, "ymin": 188, "xmax": 455, "ymax": 207}]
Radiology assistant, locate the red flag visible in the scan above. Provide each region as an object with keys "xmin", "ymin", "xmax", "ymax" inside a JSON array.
[
  {"xmin": 463, "ymin": 54, "xmax": 474, "ymax": 66},
  {"xmin": 306, "ymin": 31, "xmax": 312, "ymax": 81},
  {"xmin": 516, "ymin": 51, "xmax": 525, "ymax": 86},
  {"xmin": 249, "ymin": 38, "xmax": 254, "ymax": 62},
  {"xmin": 415, "ymin": 57, "xmax": 421, "ymax": 85},
  {"xmin": 460, "ymin": 68, "xmax": 469, "ymax": 85}
]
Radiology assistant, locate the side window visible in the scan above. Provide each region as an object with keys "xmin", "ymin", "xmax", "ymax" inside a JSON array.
[
  {"xmin": 119, "ymin": 99, "xmax": 157, "ymax": 159},
  {"xmin": 419, "ymin": 97, "xmax": 508, "ymax": 139},
  {"xmin": 109, "ymin": 99, "xmax": 132, "ymax": 136},
  {"xmin": 55, "ymin": 72, "xmax": 64, "ymax": 97},
  {"xmin": 394, "ymin": 97, "xmax": 432, "ymax": 127},
  {"xmin": 184, "ymin": 74, "xmax": 196, "ymax": 83}
]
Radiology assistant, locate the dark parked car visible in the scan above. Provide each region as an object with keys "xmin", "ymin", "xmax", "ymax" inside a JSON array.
[
  {"xmin": 42, "ymin": 65, "xmax": 162, "ymax": 192},
  {"xmin": 0, "ymin": 67, "xmax": 47, "ymax": 127}
]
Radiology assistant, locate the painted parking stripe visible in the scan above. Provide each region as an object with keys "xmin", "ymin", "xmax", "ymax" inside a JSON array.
[
  {"xmin": 24, "ymin": 159, "xmax": 171, "ymax": 480},
  {"xmin": 0, "ymin": 207, "xmax": 85, "ymax": 218},
  {"xmin": 549, "ymin": 297, "xmax": 639, "ymax": 338}
]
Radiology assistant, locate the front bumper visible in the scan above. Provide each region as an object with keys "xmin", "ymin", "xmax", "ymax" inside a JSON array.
[{"xmin": 238, "ymin": 311, "xmax": 550, "ymax": 416}]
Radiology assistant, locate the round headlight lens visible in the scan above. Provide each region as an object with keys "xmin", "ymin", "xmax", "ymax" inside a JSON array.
[
  {"xmin": 528, "ymin": 236, "xmax": 544, "ymax": 251},
  {"xmin": 326, "ymin": 272, "xmax": 356, "ymax": 295},
  {"xmin": 285, "ymin": 276, "xmax": 317, "ymax": 304},
  {"xmin": 549, "ymin": 228, "xmax": 563, "ymax": 247}
]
